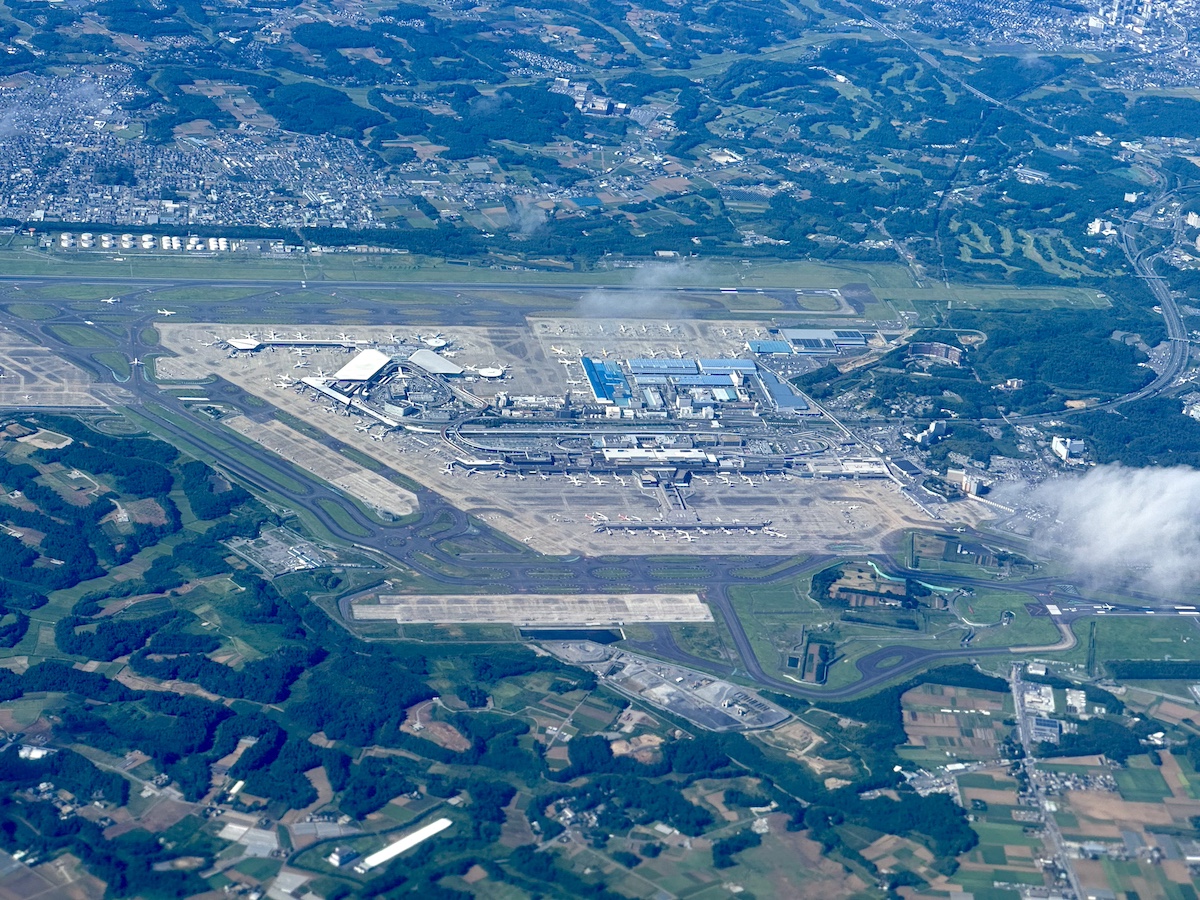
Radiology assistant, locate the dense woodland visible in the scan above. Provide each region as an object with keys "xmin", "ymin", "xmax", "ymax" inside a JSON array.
[{"xmin": 0, "ymin": 417, "xmax": 1011, "ymax": 897}]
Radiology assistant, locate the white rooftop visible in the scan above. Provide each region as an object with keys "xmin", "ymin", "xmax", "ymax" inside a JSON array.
[
  {"xmin": 409, "ymin": 348, "xmax": 464, "ymax": 376},
  {"xmin": 334, "ymin": 348, "xmax": 392, "ymax": 382}
]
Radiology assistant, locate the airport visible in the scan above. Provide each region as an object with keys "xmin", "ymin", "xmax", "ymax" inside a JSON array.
[{"xmin": 155, "ymin": 317, "xmax": 977, "ymax": 555}]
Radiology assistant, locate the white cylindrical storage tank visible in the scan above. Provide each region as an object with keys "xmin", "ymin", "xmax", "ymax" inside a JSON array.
[
  {"xmin": 170, "ymin": 236, "xmax": 182, "ymax": 250},
  {"xmin": 159, "ymin": 236, "xmax": 171, "ymax": 250},
  {"xmin": 218, "ymin": 238, "xmax": 230, "ymax": 250},
  {"xmin": 207, "ymin": 237, "xmax": 218, "ymax": 251}
]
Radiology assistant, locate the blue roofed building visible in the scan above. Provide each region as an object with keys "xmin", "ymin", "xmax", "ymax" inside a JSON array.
[{"xmin": 581, "ymin": 357, "xmax": 630, "ymax": 405}]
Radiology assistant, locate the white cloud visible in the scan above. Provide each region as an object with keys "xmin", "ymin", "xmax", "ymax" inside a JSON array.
[{"xmin": 1022, "ymin": 464, "xmax": 1200, "ymax": 596}]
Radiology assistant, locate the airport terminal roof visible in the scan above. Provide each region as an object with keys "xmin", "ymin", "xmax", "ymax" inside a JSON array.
[
  {"xmin": 582, "ymin": 357, "xmax": 629, "ymax": 404},
  {"xmin": 755, "ymin": 367, "xmax": 809, "ymax": 410},
  {"xmin": 779, "ymin": 328, "xmax": 867, "ymax": 344},
  {"xmin": 334, "ymin": 348, "xmax": 392, "ymax": 381},
  {"xmin": 698, "ymin": 359, "xmax": 757, "ymax": 374},
  {"xmin": 748, "ymin": 340, "xmax": 793, "ymax": 354},
  {"xmin": 673, "ymin": 374, "xmax": 735, "ymax": 387},
  {"xmin": 408, "ymin": 348, "xmax": 464, "ymax": 376},
  {"xmin": 227, "ymin": 338, "xmax": 261, "ymax": 351},
  {"xmin": 627, "ymin": 358, "xmax": 698, "ymax": 375}
]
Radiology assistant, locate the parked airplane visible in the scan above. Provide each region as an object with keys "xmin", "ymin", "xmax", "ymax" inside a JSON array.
[
  {"xmin": 100, "ymin": 296, "xmax": 119, "ymax": 304},
  {"xmin": 566, "ymin": 475, "xmax": 584, "ymax": 486},
  {"xmin": 156, "ymin": 309, "xmax": 176, "ymax": 316}
]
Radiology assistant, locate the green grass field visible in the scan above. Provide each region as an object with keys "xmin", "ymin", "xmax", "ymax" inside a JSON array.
[
  {"xmin": 961, "ymin": 589, "xmax": 1061, "ymax": 648},
  {"xmin": 881, "ymin": 283, "xmax": 1110, "ymax": 311},
  {"xmin": 314, "ymin": 498, "xmax": 371, "ymax": 538},
  {"xmin": 1115, "ymin": 761, "xmax": 1171, "ymax": 803},
  {"xmin": 1094, "ymin": 618, "xmax": 1200, "ymax": 665},
  {"xmin": 92, "ymin": 351, "xmax": 131, "ymax": 377},
  {"xmin": 5, "ymin": 302, "xmax": 57, "ymax": 319},
  {"xmin": 47, "ymin": 323, "xmax": 118, "ymax": 348}
]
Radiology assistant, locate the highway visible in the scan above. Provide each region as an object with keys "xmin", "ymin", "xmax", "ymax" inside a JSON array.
[{"xmin": 0, "ymin": 294, "xmax": 1098, "ymax": 701}]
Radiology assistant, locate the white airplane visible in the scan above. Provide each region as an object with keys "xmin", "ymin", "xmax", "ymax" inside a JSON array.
[
  {"xmin": 267, "ymin": 330, "xmax": 280, "ymax": 341},
  {"xmin": 442, "ymin": 463, "xmax": 454, "ymax": 474},
  {"xmin": 614, "ymin": 475, "xmax": 628, "ymax": 487},
  {"xmin": 100, "ymin": 296, "xmax": 119, "ymax": 304},
  {"xmin": 354, "ymin": 423, "xmax": 370, "ymax": 433},
  {"xmin": 130, "ymin": 357, "xmax": 142, "ymax": 367},
  {"xmin": 589, "ymin": 474, "xmax": 608, "ymax": 485},
  {"xmin": 566, "ymin": 380, "xmax": 582, "ymax": 386},
  {"xmin": 293, "ymin": 361, "xmax": 309, "ymax": 369},
  {"xmin": 675, "ymin": 530, "xmax": 694, "ymax": 542},
  {"xmin": 295, "ymin": 331, "xmax": 308, "ymax": 340},
  {"xmin": 566, "ymin": 475, "xmax": 584, "ymax": 486},
  {"xmin": 673, "ymin": 346, "xmax": 684, "ymax": 359},
  {"xmin": 274, "ymin": 377, "xmax": 294, "ymax": 389},
  {"xmin": 495, "ymin": 471, "xmax": 508, "ymax": 479},
  {"xmin": 314, "ymin": 369, "xmax": 329, "ymax": 379},
  {"xmin": 538, "ymin": 472, "xmax": 549, "ymax": 480},
  {"xmin": 157, "ymin": 309, "xmax": 176, "ymax": 316},
  {"xmin": 338, "ymin": 332, "xmax": 353, "ymax": 341},
  {"xmin": 718, "ymin": 475, "xmax": 734, "ymax": 486},
  {"xmin": 515, "ymin": 473, "xmax": 526, "ymax": 480},
  {"xmin": 551, "ymin": 346, "xmax": 567, "ymax": 356},
  {"xmin": 699, "ymin": 477, "xmax": 712, "ymax": 485},
  {"xmin": 662, "ymin": 323, "xmax": 674, "ymax": 334},
  {"xmin": 84, "ymin": 320, "xmax": 95, "ymax": 326},
  {"xmin": 764, "ymin": 528, "xmax": 788, "ymax": 538}
]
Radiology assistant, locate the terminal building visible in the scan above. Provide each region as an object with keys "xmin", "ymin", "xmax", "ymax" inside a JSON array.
[
  {"xmin": 222, "ymin": 331, "xmax": 888, "ymax": 481},
  {"xmin": 779, "ymin": 329, "xmax": 869, "ymax": 354}
]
